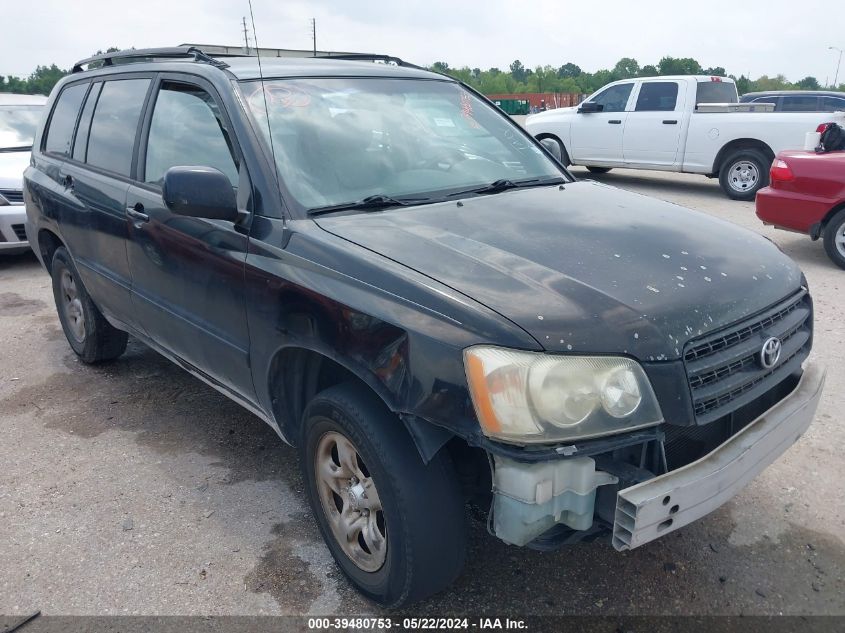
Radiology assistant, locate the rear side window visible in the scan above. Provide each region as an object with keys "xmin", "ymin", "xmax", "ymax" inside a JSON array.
[
  {"xmin": 695, "ymin": 81, "xmax": 738, "ymax": 104},
  {"xmin": 86, "ymin": 79, "xmax": 150, "ymax": 177},
  {"xmin": 144, "ymin": 82, "xmax": 238, "ymax": 186},
  {"xmin": 44, "ymin": 83, "xmax": 88, "ymax": 155},
  {"xmin": 822, "ymin": 96, "xmax": 845, "ymax": 111},
  {"xmin": 589, "ymin": 83, "xmax": 633, "ymax": 112},
  {"xmin": 635, "ymin": 82, "xmax": 678, "ymax": 111},
  {"xmin": 781, "ymin": 96, "xmax": 820, "ymax": 112},
  {"xmin": 72, "ymin": 83, "xmax": 102, "ymax": 162}
]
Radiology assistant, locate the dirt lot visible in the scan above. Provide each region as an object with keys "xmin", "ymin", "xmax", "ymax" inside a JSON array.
[{"xmin": 1, "ymin": 168, "xmax": 843, "ymax": 617}]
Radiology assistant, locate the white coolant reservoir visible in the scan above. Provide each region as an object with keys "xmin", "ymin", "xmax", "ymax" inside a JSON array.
[{"xmin": 492, "ymin": 455, "xmax": 617, "ymax": 546}]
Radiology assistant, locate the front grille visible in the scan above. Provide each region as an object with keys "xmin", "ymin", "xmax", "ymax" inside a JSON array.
[
  {"xmin": 684, "ymin": 290, "xmax": 812, "ymax": 424},
  {"xmin": 0, "ymin": 189, "xmax": 24, "ymax": 204},
  {"xmin": 12, "ymin": 224, "xmax": 27, "ymax": 241}
]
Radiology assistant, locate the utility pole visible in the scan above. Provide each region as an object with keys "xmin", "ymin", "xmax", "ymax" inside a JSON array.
[
  {"xmin": 242, "ymin": 17, "xmax": 251, "ymax": 55},
  {"xmin": 829, "ymin": 46, "xmax": 843, "ymax": 88},
  {"xmin": 311, "ymin": 18, "xmax": 317, "ymax": 57}
]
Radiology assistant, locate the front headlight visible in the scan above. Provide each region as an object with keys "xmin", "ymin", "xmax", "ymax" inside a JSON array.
[{"xmin": 464, "ymin": 346, "xmax": 662, "ymax": 444}]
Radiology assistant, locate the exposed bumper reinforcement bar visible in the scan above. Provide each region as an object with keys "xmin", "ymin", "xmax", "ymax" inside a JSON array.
[{"xmin": 612, "ymin": 363, "xmax": 826, "ymax": 550}]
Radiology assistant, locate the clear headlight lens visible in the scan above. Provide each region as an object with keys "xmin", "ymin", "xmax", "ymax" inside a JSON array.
[{"xmin": 464, "ymin": 346, "xmax": 662, "ymax": 444}]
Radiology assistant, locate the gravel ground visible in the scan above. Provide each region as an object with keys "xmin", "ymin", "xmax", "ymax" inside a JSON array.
[{"xmin": 1, "ymin": 168, "xmax": 843, "ymax": 617}]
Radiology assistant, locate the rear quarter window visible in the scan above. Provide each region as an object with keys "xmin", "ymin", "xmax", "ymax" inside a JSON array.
[
  {"xmin": 86, "ymin": 79, "xmax": 151, "ymax": 177},
  {"xmin": 44, "ymin": 83, "xmax": 88, "ymax": 156}
]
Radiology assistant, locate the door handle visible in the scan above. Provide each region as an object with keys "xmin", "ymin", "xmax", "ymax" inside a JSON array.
[
  {"xmin": 126, "ymin": 203, "xmax": 149, "ymax": 222},
  {"xmin": 662, "ymin": 120, "xmax": 678, "ymax": 125},
  {"xmin": 608, "ymin": 119, "xmax": 622, "ymax": 124}
]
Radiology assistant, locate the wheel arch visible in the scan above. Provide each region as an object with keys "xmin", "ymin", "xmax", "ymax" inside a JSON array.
[
  {"xmin": 534, "ymin": 132, "xmax": 571, "ymax": 166},
  {"xmin": 712, "ymin": 138, "xmax": 775, "ymax": 175},
  {"xmin": 37, "ymin": 228, "xmax": 65, "ymax": 274},
  {"xmin": 265, "ymin": 344, "xmax": 454, "ymax": 461},
  {"xmin": 816, "ymin": 201, "xmax": 845, "ymax": 239}
]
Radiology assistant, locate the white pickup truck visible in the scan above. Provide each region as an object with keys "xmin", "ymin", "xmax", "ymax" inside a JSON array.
[{"xmin": 525, "ymin": 75, "xmax": 845, "ymax": 199}]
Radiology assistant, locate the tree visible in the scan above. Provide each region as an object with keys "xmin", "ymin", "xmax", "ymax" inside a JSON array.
[
  {"xmin": 703, "ymin": 66, "xmax": 727, "ymax": 77},
  {"xmin": 557, "ymin": 62, "xmax": 581, "ymax": 78},
  {"xmin": 796, "ymin": 76, "xmax": 820, "ymax": 90},
  {"xmin": 639, "ymin": 64, "xmax": 659, "ymax": 77},
  {"xmin": 431, "ymin": 61, "xmax": 450, "ymax": 74},
  {"xmin": 613, "ymin": 57, "xmax": 640, "ymax": 79},
  {"xmin": 509, "ymin": 59, "xmax": 527, "ymax": 83},
  {"xmin": 658, "ymin": 56, "xmax": 703, "ymax": 75}
]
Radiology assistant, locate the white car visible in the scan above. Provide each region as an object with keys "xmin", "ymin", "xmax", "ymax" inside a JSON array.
[
  {"xmin": 525, "ymin": 76, "xmax": 845, "ymax": 200},
  {"xmin": 1, "ymin": 93, "xmax": 47, "ymax": 253}
]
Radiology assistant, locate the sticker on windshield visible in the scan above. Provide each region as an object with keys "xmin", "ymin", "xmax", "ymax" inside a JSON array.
[{"xmin": 460, "ymin": 92, "xmax": 481, "ymax": 129}]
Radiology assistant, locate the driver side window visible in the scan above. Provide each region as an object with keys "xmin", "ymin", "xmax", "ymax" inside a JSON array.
[
  {"xmin": 144, "ymin": 81, "xmax": 239, "ymax": 187},
  {"xmin": 589, "ymin": 83, "xmax": 634, "ymax": 112}
]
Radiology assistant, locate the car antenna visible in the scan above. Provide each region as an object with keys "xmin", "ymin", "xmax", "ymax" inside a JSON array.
[{"xmin": 247, "ymin": 0, "xmax": 281, "ymax": 192}]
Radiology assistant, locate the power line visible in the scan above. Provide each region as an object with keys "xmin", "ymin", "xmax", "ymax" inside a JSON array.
[{"xmin": 242, "ymin": 16, "xmax": 251, "ymax": 54}]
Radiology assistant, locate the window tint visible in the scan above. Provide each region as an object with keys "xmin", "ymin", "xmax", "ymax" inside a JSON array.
[
  {"xmin": 696, "ymin": 81, "xmax": 738, "ymax": 104},
  {"xmin": 781, "ymin": 96, "xmax": 820, "ymax": 112},
  {"xmin": 589, "ymin": 83, "xmax": 633, "ymax": 112},
  {"xmin": 72, "ymin": 83, "xmax": 102, "ymax": 162},
  {"xmin": 86, "ymin": 79, "xmax": 150, "ymax": 177},
  {"xmin": 751, "ymin": 97, "xmax": 778, "ymax": 104},
  {"xmin": 821, "ymin": 96, "xmax": 845, "ymax": 112},
  {"xmin": 44, "ymin": 83, "xmax": 88, "ymax": 155},
  {"xmin": 144, "ymin": 82, "xmax": 238, "ymax": 186},
  {"xmin": 635, "ymin": 82, "xmax": 678, "ymax": 111}
]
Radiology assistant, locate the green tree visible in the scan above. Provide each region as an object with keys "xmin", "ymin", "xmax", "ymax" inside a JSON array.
[
  {"xmin": 658, "ymin": 56, "xmax": 703, "ymax": 75},
  {"xmin": 431, "ymin": 61, "xmax": 450, "ymax": 74},
  {"xmin": 509, "ymin": 59, "xmax": 527, "ymax": 83},
  {"xmin": 613, "ymin": 57, "xmax": 640, "ymax": 79},
  {"xmin": 557, "ymin": 62, "xmax": 581, "ymax": 78},
  {"xmin": 796, "ymin": 76, "xmax": 820, "ymax": 90},
  {"xmin": 639, "ymin": 64, "xmax": 659, "ymax": 77}
]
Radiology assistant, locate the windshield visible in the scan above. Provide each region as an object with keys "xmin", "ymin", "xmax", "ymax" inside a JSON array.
[
  {"xmin": 241, "ymin": 77, "xmax": 564, "ymax": 211},
  {"xmin": 0, "ymin": 105, "xmax": 43, "ymax": 150}
]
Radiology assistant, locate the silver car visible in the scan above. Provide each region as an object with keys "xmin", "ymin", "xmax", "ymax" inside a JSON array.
[{"xmin": 1, "ymin": 93, "xmax": 47, "ymax": 253}]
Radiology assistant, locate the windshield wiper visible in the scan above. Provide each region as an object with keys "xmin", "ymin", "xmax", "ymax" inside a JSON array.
[
  {"xmin": 0, "ymin": 145, "xmax": 32, "ymax": 153},
  {"xmin": 447, "ymin": 177, "xmax": 564, "ymax": 198},
  {"xmin": 308, "ymin": 194, "xmax": 432, "ymax": 217}
]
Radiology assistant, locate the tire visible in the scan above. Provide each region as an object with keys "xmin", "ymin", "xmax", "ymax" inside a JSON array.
[
  {"xmin": 586, "ymin": 166, "xmax": 612, "ymax": 174},
  {"xmin": 823, "ymin": 208, "xmax": 845, "ymax": 270},
  {"xmin": 718, "ymin": 149, "xmax": 770, "ymax": 201},
  {"xmin": 51, "ymin": 246, "xmax": 128, "ymax": 363},
  {"xmin": 300, "ymin": 383, "xmax": 466, "ymax": 608}
]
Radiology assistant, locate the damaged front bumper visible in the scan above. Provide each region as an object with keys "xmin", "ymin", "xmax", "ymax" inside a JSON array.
[
  {"xmin": 612, "ymin": 362, "xmax": 825, "ymax": 550},
  {"xmin": 490, "ymin": 363, "xmax": 825, "ymax": 549}
]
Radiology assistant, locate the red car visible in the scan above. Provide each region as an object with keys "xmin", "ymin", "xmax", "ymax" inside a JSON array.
[{"xmin": 756, "ymin": 148, "xmax": 845, "ymax": 269}]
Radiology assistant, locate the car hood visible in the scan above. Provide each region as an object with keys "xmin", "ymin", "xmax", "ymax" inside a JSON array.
[
  {"xmin": 0, "ymin": 150, "xmax": 31, "ymax": 190},
  {"xmin": 315, "ymin": 181, "xmax": 803, "ymax": 360}
]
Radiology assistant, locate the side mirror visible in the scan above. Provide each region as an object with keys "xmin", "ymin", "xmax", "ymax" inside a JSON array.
[
  {"xmin": 577, "ymin": 101, "xmax": 603, "ymax": 114},
  {"xmin": 162, "ymin": 166, "xmax": 238, "ymax": 221},
  {"xmin": 539, "ymin": 138, "xmax": 562, "ymax": 162}
]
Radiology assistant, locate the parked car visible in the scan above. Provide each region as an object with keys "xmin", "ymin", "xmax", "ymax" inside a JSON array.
[
  {"xmin": 525, "ymin": 76, "xmax": 845, "ymax": 200},
  {"xmin": 1, "ymin": 93, "xmax": 47, "ymax": 253},
  {"xmin": 756, "ymin": 146, "xmax": 845, "ymax": 268},
  {"xmin": 740, "ymin": 90, "xmax": 845, "ymax": 112},
  {"xmin": 25, "ymin": 48, "xmax": 825, "ymax": 607}
]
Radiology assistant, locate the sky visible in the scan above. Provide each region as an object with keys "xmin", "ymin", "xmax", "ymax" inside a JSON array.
[{"xmin": 2, "ymin": 0, "xmax": 842, "ymax": 84}]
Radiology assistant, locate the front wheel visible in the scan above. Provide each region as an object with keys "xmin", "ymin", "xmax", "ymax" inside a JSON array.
[
  {"xmin": 300, "ymin": 383, "xmax": 466, "ymax": 607},
  {"xmin": 586, "ymin": 166, "xmax": 612, "ymax": 174},
  {"xmin": 718, "ymin": 149, "xmax": 769, "ymax": 201},
  {"xmin": 823, "ymin": 208, "xmax": 845, "ymax": 270}
]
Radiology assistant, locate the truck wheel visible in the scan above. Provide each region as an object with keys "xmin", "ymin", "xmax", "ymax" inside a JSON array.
[
  {"xmin": 822, "ymin": 208, "xmax": 845, "ymax": 270},
  {"xmin": 51, "ymin": 247, "xmax": 128, "ymax": 363},
  {"xmin": 586, "ymin": 166, "xmax": 612, "ymax": 174},
  {"xmin": 719, "ymin": 149, "xmax": 770, "ymax": 201},
  {"xmin": 300, "ymin": 382, "xmax": 466, "ymax": 607}
]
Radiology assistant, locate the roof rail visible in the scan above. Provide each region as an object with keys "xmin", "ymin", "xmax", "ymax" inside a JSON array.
[
  {"xmin": 311, "ymin": 53, "xmax": 426, "ymax": 70},
  {"xmin": 72, "ymin": 46, "xmax": 229, "ymax": 73}
]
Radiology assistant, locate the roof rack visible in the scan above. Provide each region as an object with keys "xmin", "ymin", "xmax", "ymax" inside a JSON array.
[
  {"xmin": 309, "ymin": 53, "xmax": 426, "ymax": 70},
  {"xmin": 72, "ymin": 46, "xmax": 229, "ymax": 74}
]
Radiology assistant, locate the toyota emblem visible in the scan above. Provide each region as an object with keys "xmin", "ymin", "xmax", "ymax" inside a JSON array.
[{"xmin": 760, "ymin": 337, "xmax": 782, "ymax": 369}]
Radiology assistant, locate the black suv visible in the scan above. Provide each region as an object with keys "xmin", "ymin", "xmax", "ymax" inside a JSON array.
[
  {"xmin": 740, "ymin": 90, "xmax": 845, "ymax": 112},
  {"xmin": 25, "ymin": 47, "xmax": 825, "ymax": 607}
]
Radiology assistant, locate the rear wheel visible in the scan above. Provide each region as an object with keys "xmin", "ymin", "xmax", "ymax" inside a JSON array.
[
  {"xmin": 51, "ymin": 247, "xmax": 128, "ymax": 363},
  {"xmin": 823, "ymin": 208, "xmax": 845, "ymax": 270},
  {"xmin": 586, "ymin": 166, "xmax": 612, "ymax": 174},
  {"xmin": 300, "ymin": 383, "xmax": 466, "ymax": 607},
  {"xmin": 718, "ymin": 149, "xmax": 769, "ymax": 200}
]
